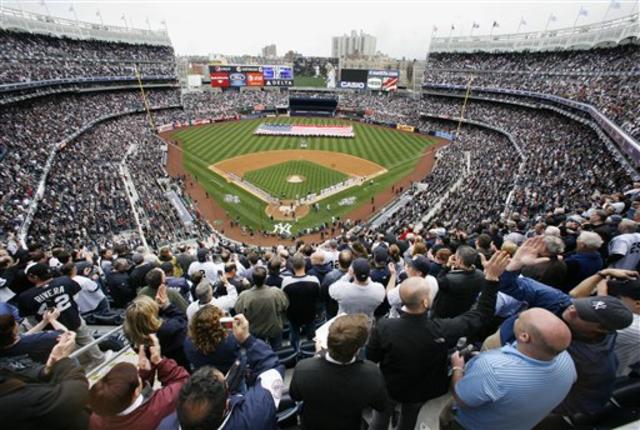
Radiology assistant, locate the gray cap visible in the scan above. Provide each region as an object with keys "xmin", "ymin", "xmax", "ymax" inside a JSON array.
[{"xmin": 573, "ymin": 296, "xmax": 633, "ymax": 332}]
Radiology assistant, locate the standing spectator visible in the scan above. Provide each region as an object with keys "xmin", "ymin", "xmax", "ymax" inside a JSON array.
[
  {"xmin": 158, "ymin": 246, "xmax": 183, "ymax": 278},
  {"xmin": 188, "ymin": 249, "xmax": 222, "ymax": 285},
  {"xmin": 61, "ymin": 262, "xmax": 109, "ymax": 316},
  {"xmin": 563, "ymin": 231, "xmax": 604, "ymax": 290},
  {"xmin": 329, "ymin": 257, "xmax": 385, "ymax": 318},
  {"xmin": 0, "ymin": 305, "xmax": 67, "ymax": 363},
  {"xmin": 282, "ymin": 253, "xmax": 321, "ymax": 352},
  {"xmin": 214, "ymin": 262, "xmax": 251, "ymax": 296},
  {"xmin": 177, "ymin": 315, "xmax": 284, "ymax": 429},
  {"xmin": 321, "ymin": 250, "xmax": 352, "ymax": 319},
  {"xmin": 308, "ymin": 250, "xmax": 333, "ymax": 285},
  {"xmin": 138, "ymin": 268, "xmax": 188, "ymax": 313},
  {"xmin": 186, "ymin": 279, "xmax": 237, "ymax": 320},
  {"xmin": 265, "ymin": 257, "xmax": 284, "ymax": 288},
  {"xmin": 129, "ymin": 253, "xmax": 158, "ymax": 292},
  {"xmin": 161, "ymin": 261, "xmax": 191, "ymax": 302},
  {"xmin": 183, "ymin": 305, "xmax": 239, "ymax": 373},
  {"xmin": 290, "ymin": 314, "xmax": 388, "ymax": 430},
  {"xmin": 386, "ymin": 255, "xmax": 438, "ymax": 318},
  {"xmin": 0, "ymin": 331, "xmax": 89, "ymax": 430},
  {"xmin": 18, "ymin": 263, "xmax": 105, "ymax": 366},
  {"xmin": 175, "ymin": 245, "xmax": 196, "ymax": 277},
  {"xmin": 521, "ymin": 235, "xmax": 567, "ymax": 288},
  {"xmin": 497, "ymin": 238, "xmax": 634, "ymax": 418},
  {"xmin": 607, "ymin": 219, "xmax": 640, "ymax": 269},
  {"xmin": 89, "ymin": 334, "xmax": 190, "ymax": 430},
  {"xmin": 432, "ymin": 246, "xmax": 486, "ymax": 318},
  {"xmin": 441, "ymin": 308, "xmax": 576, "ymax": 430},
  {"xmin": 124, "ymin": 289, "xmax": 189, "ymax": 369},
  {"xmin": 105, "ymin": 258, "xmax": 135, "ymax": 308},
  {"xmin": 366, "ymin": 252, "xmax": 508, "ymax": 430},
  {"xmin": 235, "ymin": 266, "xmax": 289, "ymax": 349}
]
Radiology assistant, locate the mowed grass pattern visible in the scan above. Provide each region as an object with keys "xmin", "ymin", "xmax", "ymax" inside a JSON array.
[
  {"xmin": 243, "ymin": 160, "xmax": 349, "ymax": 200},
  {"xmin": 172, "ymin": 117, "xmax": 435, "ymax": 234}
]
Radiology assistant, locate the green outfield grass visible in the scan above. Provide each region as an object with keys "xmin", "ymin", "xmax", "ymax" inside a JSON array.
[
  {"xmin": 172, "ymin": 117, "xmax": 435, "ymax": 234},
  {"xmin": 243, "ymin": 160, "xmax": 348, "ymax": 200}
]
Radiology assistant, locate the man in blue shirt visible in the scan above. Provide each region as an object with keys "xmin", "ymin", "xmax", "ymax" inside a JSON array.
[
  {"xmin": 494, "ymin": 237, "xmax": 633, "ymax": 419},
  {"xmin": 443, "ymin": 308, "xmax": 577, "ymax": 430}
]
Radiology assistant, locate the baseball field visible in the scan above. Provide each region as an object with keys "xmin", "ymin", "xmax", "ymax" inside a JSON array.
[{"xmin": 169, "ymin": 117, "xmax": 435, "ymax": 235}]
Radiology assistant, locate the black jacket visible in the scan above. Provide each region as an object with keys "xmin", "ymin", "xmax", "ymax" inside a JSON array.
[
  {"xmin": 105, "ymin": 271, "xmax": 135, "ymax": 308},
  {"xmin": 432, "ymin": 267, "xmax": 486, "ymax": 318},
  {"xmin": 0, "ymin": 357, "xmax": 89, "ymax": 430},
  {"xmin": 290, "ymin": 353, "xmax": 388, "ymax": 430},
  {"xmin": 366, "ymin": 279, "xmax": 498, "ymax": 403}
]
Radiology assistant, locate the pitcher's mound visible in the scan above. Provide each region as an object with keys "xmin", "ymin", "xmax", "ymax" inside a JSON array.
[{"xmin": 286, "ymin": 175, "xmax": 305, "ymax": 184}]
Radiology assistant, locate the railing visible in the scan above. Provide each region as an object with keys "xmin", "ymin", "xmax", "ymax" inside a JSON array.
[
  {"xmin": 0, "ymin": 76, "xmax": 176, "ymax": 93},
  {"xmin": 430, "ymin": 13, "xmax": 639, "ymax": 53},
  {"xmin": 0, "ymin": 6, "xmax": 171, "ymax": 46}
]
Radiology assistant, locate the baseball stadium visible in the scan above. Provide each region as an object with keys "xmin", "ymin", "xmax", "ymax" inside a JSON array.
[
  {"xmin": 1, "ymin": 2, "xmax": 640, "ymax": 430},
  {"xmin": 165, "ymin": 117, "xmax": 438, "ymax": 239}
]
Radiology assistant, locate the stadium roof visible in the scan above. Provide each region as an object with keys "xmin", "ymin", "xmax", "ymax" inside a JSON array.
[
  {"xmin": 0, "ymin": 5, "xmax": 172, "ymax": 47},
  {"xmin": 430, "ymin": 13, "xmax": 639, "ymax": 53}
]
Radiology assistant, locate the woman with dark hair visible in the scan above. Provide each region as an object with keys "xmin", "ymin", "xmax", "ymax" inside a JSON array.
[{"xmin": 183, "ymin": 305, "xmax": 239, "ymax": 373}]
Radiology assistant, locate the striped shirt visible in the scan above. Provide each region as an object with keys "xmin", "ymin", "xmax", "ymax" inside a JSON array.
[
  {"xmin": 616, "ymin": 313, "xmax": 640, "ymax": 376},
  {"xmin": 608, "ymin": 233, "xmax": 640, "ymax": 270},
  {"xmin": 455, "ymin": 343, "xmax": 576, "ymax": 430}
]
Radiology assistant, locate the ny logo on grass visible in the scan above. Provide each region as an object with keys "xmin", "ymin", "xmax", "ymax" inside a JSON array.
[{"xmin": 273, "ymin": 223, "xmax": 292, "ymax": 236}]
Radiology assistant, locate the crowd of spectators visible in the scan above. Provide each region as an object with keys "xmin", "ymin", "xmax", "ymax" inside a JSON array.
[
  {"xmin": 424, "ymin": 45, "xmax": 640, "ymax": 140},
  {"xmin": 0, "ymin": 29, "xmax": 176, "ymax": 84},
  {"xmin": 182, "ymin": 89, "xmax": 288, "ymax": 119},
  {"xmin": 28, "ymin": 109, "xmax": 211, "ymax": 250},
  {"xmin": 1, "ymin": 176, "xmax": 639, "ymax": 429}
]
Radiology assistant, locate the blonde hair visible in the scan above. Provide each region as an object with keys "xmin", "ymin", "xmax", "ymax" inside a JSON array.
[{"xmin": 123, "ymin": 295, "xmax": 162, "ymax": 346}]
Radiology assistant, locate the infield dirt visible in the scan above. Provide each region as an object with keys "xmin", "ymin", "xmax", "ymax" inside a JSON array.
[{"xmin": 164, "ymin": 133, "xmax": 449, "ymax": 246}]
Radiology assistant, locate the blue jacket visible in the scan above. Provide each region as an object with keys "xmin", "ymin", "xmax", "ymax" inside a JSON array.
[
  {"xmin": 563, "ymin": 251, "xmax": 603, "ymax": 290},
  {"xmin": 498, "ymin": 270, "xmax": 618, "ymax": 416},
  {"xmin": 222, "ymin": 336, "xmax": 284, "ymax": 430}
]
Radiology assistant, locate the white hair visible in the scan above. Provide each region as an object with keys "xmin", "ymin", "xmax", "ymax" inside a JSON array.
[
  {"xmin": 577, "ymin": 231, "xmax": 603, "ymax": 250},
  {"xmin": 544, "ymin": 226, "xmax": 562, "ymax": 237},
  {"xmin": 543, "ymin": 235, "xmax": 565, "ymax": 255}
]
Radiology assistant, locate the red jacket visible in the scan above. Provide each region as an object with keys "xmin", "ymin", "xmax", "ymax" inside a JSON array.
[{"xmin": 89, "ymin": 358, "xmax": 189, "ymax": 430}]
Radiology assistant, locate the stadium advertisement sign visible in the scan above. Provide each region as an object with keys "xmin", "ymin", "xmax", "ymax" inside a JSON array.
[
  {"xmin": 210, "ymin": 72, "xmax": 230, "ymax": 88},
  {"xmin": 396, "ymin": 124, "xmax": 415, "ymax": 133},
  {"xmin": 340, "ymin": 69, "xmax": 368, "ymax": 90},
  {"xmin": 368, "ymin": 70, "xmax": 399, "ymax": 91},
  {"xmin": 246, "ymin": 72, "xmax": 264, "ymax": 86},
  {"xmin": 229, "ymin": 72, "xmax": 246, "ymax": 87},
  {"xmin": 263, "ymin": 65, "xmax": 294, "ymax": 86}
]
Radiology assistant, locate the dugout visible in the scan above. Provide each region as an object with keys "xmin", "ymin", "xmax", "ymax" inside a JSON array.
[{"xmin": 289, "ymin": 97, "xmax": 337, "ymax": 117}]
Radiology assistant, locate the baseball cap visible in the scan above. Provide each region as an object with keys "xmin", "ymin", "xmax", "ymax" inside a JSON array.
[
  {"xmin": 374, "ymin": 247, "xmax": 389, "ymax": 265},
  {"xmin": 573, "ymin": 296, "xmax": 633, "ymax": 332},
  {"xmin": 407, "ymin": 255, "xmax": 431, "ymax": 277},
  {"xmin": 352, "ymin": 258, "xmax": 370, "ymax": 282},
  {"xmin": 607, "ymin": 279, "xmax": 640, "ymax": 300},
  {"xmin": 0, "ymin": 302, "xmax": 21, "ymax": 321},
  {"xmin": 26, "ymin": 263, "xmax": 52, "ymax": 280}
]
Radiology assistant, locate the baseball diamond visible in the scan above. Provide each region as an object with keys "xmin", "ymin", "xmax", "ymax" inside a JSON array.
[
  {"xmin": 243, "ymin": 160, "xmax": 349, "ymax": 200},
  {"xmin": 170, "ymin": 116, "xmax": 436, "ymax": 234}
]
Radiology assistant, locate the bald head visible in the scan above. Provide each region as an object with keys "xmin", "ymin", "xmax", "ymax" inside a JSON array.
[
  {"xmin": 399, "ymin": 277, "xmax": 432, "ymax": 312},
  {"xmin": 515, "ymin": 308, "xmax": 572, "ymax": 360}
]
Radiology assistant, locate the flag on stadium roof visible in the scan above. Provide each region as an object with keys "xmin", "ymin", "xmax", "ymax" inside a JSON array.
[
  {"xmin": 472, "ymin": 22, "xmax": 480, "ymax": 28},
  {"xmin": 549, "ymin": 14, "xmax": 558, "ymax": 22},
  {"xmin": 492, "ymin": 21, "xmax": 499, "ymax": 28},
  {"xmin": 578, "ymin": 6, "xmax": 588, "ymax": 17},
  {"xmin": 520, "ymin": 17, "xmax": 527, "ymax": 25},
  {"xmin": 611, "ymin": 0, "xmax": 621, "ymax": 9}
]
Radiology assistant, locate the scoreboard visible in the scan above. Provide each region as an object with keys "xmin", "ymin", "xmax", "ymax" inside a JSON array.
[{"xmin": 209, "ymin": 65, "xmax": 293, "ymax": 88}]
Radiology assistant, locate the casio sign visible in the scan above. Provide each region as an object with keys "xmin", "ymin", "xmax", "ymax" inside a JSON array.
[{"xmin": 340, "ymin": 81, "xmax": 365, "ymax": 89}]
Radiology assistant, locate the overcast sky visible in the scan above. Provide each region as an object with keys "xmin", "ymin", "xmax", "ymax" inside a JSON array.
[{"xmin": 7, "ymin": 0, "xmax": 639, "ymax": 58}]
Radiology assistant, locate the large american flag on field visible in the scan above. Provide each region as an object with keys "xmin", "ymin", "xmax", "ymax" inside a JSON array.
[{"xmin": 254, "ymin": 123, "xmax": 354, "ymax": 137}]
